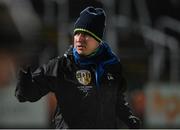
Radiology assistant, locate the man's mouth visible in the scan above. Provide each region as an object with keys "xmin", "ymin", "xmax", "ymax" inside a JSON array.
[{"xmin": 77, "ymin": 45, "xmax": 86, "ymax": 49}]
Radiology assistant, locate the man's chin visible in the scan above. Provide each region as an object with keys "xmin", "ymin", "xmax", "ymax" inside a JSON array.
[
  {"xmin": 77, "ymin": 51, "xmax": 85, "ymax": 55},
  {"xmin": 77, "ymin": 51, "xmax": 88, "ymax": 56}
]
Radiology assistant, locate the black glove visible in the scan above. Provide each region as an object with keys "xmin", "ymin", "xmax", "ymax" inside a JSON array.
[
  {"xmin": 18, "ymin": 67, "xmax": 32, "ymax": 84},
  {"xmin": 15, "ymin": 67, "xmax": 32, "ymax": 102},
  {"xmin": 127, "ymin": 115, "xmax": 141, "ymax": 129}
]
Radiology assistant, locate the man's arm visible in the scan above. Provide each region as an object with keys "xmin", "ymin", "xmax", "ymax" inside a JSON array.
[
  {"xmin": 15, "ymin": 57, "xmax": 59, "ymax": 102},
  {"xmin": 116, "ymin": 63, "xmax": 141, "ymax": 128}
]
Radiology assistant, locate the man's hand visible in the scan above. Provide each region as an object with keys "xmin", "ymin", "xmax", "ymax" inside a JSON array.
[
  {"xmin": 18, "ymin": 67, "xmax": 32, "ymax": 84},
  {"xmin": 15, "ymin": 67, "xmax": 32, "ymax": 102}
]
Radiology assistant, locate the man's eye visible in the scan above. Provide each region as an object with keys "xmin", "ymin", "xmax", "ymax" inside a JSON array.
[
  {"xmin": 75, "ymin": 32, "xmax": 90, "ymax": 38},
  {"xmin": 76, "ymin": 32, "xmax": 81, "ymax": 35}
]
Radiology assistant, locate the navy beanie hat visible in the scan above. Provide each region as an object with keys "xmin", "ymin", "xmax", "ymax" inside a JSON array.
[{"xmin": 74, "ymin": 6, "xmax": 106, "ymax": 43}]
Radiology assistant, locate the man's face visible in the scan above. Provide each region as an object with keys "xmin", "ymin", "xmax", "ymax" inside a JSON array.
[{"xmin": 74, "ymin": 32, "xmax": 99, "ymax": 56}]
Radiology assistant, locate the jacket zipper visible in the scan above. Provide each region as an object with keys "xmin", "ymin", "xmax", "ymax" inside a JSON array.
[
  {"xmin": 91, "ymin": 65, "xmax": 100, "ymax": 88},
  {"xmin": 91, "ymin": 65, "xmax": 103, "ymax": 127}
]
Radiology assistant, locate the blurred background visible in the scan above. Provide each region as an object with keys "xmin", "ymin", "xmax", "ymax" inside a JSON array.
[{"xmin": 0, "ymin": 0, "xmax": 180, "ymax": 128}]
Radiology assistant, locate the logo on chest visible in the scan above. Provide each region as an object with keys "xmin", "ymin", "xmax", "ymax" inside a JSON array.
[
  {"xmin": 76, "ymin": 70, "xmax": 91, "ymax": 85},
  {"xmin": 107, "ymin": 73, "xmax": 114, "ymax": 80}
]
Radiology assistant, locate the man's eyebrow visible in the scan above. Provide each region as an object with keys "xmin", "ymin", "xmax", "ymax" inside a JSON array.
[{"xmin": 76, "ymin": 31, "xmax": 89, "ymax": 35}]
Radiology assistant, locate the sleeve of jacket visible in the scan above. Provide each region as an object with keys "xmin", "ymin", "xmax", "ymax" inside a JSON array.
[
  {"xmin": 15, "ymin": 57, "xmax": 60, "ymax": 102},
  {"xmin": 116, "ymin": 64, "xmax": 141, "ymax": 129}
]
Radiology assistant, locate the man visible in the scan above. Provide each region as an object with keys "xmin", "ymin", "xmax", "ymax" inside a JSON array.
[{"xmin": 15, "ymin": 6, "xmax": 141, "ymax": 128}]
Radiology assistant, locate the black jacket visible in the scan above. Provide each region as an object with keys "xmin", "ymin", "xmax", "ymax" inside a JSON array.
[{"xmin": 15, "ymin": 45, "xmax": 140, "ymax": 129}]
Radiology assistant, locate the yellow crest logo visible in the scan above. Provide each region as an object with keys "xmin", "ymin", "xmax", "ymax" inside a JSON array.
[{"xmin": 76, "ymin": 70, "xmax": 91, "ymax": 85}]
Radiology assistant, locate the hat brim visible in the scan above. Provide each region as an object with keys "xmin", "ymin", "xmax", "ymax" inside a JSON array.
[{"xmin": 74, "ymin": 28, "xmax": 102, "ymax": 43}]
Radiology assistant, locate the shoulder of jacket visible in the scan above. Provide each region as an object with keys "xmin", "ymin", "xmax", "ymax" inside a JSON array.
[
  {"xmin": 106, "ymin": 61, "xmax": 122, "ymax": 72},
  {"xmin": 58, "ymin": 54, "xmax": 74, "ymax": 68},
  {"xmin": 47, "ymin": 55, "xmax": 71, "ymax": 64}
]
